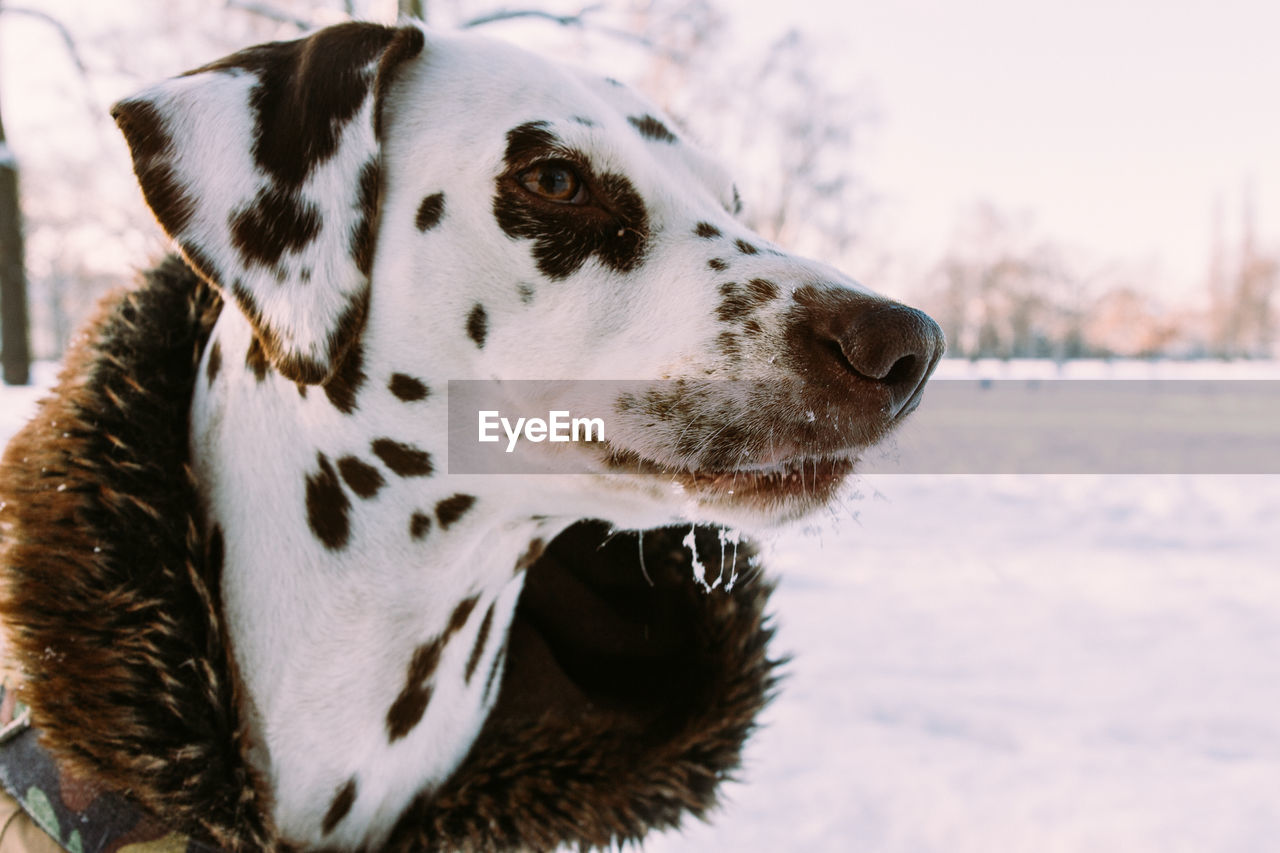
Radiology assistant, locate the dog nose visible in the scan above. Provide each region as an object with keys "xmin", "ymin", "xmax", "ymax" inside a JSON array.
[
  {"xmin": 789, "ymin": 286, "xmax": 945, "ymax": 417},
  {"xmin": 836, "ymin": 302, "xmax": 944, "ymax": 413}
]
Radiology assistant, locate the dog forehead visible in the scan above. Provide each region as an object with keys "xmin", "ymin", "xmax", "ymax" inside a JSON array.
[{"xmin": 382, "ymin": 29, "xmax": 733, "ymax": 196}]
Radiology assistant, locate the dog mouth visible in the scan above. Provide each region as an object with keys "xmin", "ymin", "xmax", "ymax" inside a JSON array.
[{"xmin": 601, "ymin": 445, "xmax": 857, "ymax": 513}]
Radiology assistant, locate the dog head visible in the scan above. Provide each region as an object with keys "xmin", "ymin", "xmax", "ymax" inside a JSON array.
[{"xmin": 114, "ymin": 22, "xmax": 943, "ymax": 529}]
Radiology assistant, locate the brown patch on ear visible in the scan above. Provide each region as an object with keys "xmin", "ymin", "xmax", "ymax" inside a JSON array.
[
  {"xmin": 230, "ymin": 277, "xmax": 370, "ymax": 386},
  {"xmin": 351, "ymin": 159, "xmax": 381, "ymax": 276},
  {"xmin": 373, "ymin": 26, "xmax": 426, "ymax": 139},
  {"xmin": 229, "ymin": 187, "xmax": 322, "ymax": 270},
  {"xmin": 117, "ymin": 25, "xmax": 423, "ymax": 388},
  {"xmin": 110, "ymin": 99, "xmax": 196, "ymax": 237},
  {"xmin": 195, "ymin": 23, "xmax": 402, "ymax": 188}
]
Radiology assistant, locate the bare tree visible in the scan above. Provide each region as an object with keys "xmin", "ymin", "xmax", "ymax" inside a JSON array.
[
  {"xmin": 0, "ymin": 102, "xmax": 30, "ymax": 385},
  {"xmin": 925, "ymin": 204, "xmax": 1083, "ymax": 359},
  {"xmin": 1206, "ymin": 186, "xmax": 1278, "ymax": 358}
]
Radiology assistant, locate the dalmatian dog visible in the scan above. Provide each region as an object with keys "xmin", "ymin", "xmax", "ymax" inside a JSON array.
[{"xmin": 111, "ymin": 21, "xmax": 943, "ymax": 850}]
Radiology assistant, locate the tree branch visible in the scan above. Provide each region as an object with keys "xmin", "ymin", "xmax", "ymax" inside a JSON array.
[
  {"xmin": 1, "ymin": 5, "xmax": 90, "ymax": 77},
  {"xmin": 460, "ymin": 4, "xmax": 666, "ymax": 53},
  {"xmin": 0, "ymin": 4, "xmax": 101, "ymax": 122},
  {"xmin": 224, "ymin": 0, "xmax": 312, "ymax": 31}
]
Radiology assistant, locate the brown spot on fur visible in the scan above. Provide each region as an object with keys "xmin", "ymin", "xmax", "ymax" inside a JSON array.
[
  {"xmin": 465, "ymin": 604, "xmax": 495, "ymax": 683},
  {"xmin": 322, "ymin": 777, "xmax": 357, "ymax": 835},
  {"xmin": 409, "ymin": 511, "xmax": 431, "ymax": 540},
  {"xmin": 323, "ymin": 341, "xmax": 366, "ymax": 414},
  {"xmin": 206, "ymin": 339, "xmax": 221, "ymax": 386},
  {"xmin": 716, "ymin": 284, "xmax": 758, "ymax": 323},
  {"xmin": 337, "ymin": 455, "xmax": 384, "ymax": 499},
  {"xmin": 305, "ymin": 453, "xmax": 350, "ymax": 550},
  {"xmin": 515, "ymin": 537, "xmax": 545, "ymax": 573},
  {"xmin": 467, "ymin": 304, "xmax": 488, "ymax": 349},
  {"xmin": 628, "ymin": 114, "xmax": 677, "ymax": 143},
  {"xmin": 245, "ymin": 336, "xmax": 269, "ymax": 382},
  {"xmin": 386, "ymin": 640, "xmax": 441, "ymax": 741},
  {"xmin": 517, "ymin": 283, "xmax": 536, "ymax": 304},
  {"xmin": 351, "ymin": 159, "xmax": 381, "ymax": 276},
  {"xmin": 735, "ymin": 239, "xmax": 758, "ymax": 255},
  {"xmin": 435, "ymin": 494, "xmax": 475, "ymax": 530},
  {"xmin": 694, "ymin": 222, "xmax": 720, "ymax": 239},
  {"xmin": 389, "ymin": 373, "xmax": 429, "ymax": 402},
  {"xmin": 746, "ymin": 278, "xmax": 780, "ymax": 303},
  {"xmin": 229, "ymin": 186, "xmax": 322, "ymax": 269},
  {"xmin": 415, "ymin": 192, "xmax": 445, "ymax": 231},
  {"xmin": 716, "ymin": 330, "xmax": 740, "ymax": 359},
  {"xmin": 371, "ymin": 438, "xmax": 433, "ymax": 477},
  {"xmin": 447, "ymin": 595, "xmax": 480, "ymax": 634},
  {"xmin": 386, "ymin": 595, "xmax": 480, "ymax": 741},
  {"xmin": 708, "ymin": 258, "xmax": 728, "ymax": 272}
]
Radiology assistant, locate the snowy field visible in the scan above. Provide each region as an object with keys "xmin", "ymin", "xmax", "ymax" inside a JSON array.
[{"xmin": 3, "ymin": 362, "xmax": 1279, "ymax": 852}]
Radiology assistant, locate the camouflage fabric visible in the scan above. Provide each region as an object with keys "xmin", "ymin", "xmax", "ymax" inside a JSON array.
[{"xmin": 0, "ymin": 681, "xmax": 211, "ymax": 853}]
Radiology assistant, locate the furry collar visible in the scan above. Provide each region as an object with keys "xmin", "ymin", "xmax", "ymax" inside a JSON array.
[{"xmin": 0, "ymin": 256, "xmax": 779, "ymax": 851}]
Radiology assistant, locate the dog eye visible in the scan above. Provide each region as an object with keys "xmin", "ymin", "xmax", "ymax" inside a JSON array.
[{"xmin": 517, "ymin": 162, "xmax": 587, "ymax": 204}]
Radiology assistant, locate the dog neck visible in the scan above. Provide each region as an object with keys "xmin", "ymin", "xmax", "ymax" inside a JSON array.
[{"xmin": 190, "ymin": 309, "xmax": 568, "ymax": 848}]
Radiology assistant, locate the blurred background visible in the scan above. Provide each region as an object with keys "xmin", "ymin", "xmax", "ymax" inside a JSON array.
[{"xmin": 2, "ymin": 3, "xmax": 1279, "ymax": 852}]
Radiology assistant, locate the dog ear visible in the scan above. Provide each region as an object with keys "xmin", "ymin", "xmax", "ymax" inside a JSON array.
[{"xmin": 112, "ymin": 23, "xmax": 425, "ymax": 384}]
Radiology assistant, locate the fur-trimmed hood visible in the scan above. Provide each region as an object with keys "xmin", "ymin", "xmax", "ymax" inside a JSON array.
[{"xmin": 0, "ymin": 256, "xmax": 779, "ymax": 851}]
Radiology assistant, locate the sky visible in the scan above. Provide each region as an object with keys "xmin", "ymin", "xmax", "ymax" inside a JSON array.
[
  {"xmin": 2, "ymin": 0, "xmax": 1278, "ymax": 307},
  {"xmin": 726, "ymin": 0, "xmax": 1280, "ymax": 302}
]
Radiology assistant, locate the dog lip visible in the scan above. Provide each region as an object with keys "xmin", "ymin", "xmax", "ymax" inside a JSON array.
[{"xmin": 599, "ymin": 444, "xmax": 857, "ymax": 507}]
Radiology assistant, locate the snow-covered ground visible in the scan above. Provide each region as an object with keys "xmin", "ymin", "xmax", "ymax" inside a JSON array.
[{"xmin": 3, "ymin": 362, "xmax": 1279, "ymax": 852}]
